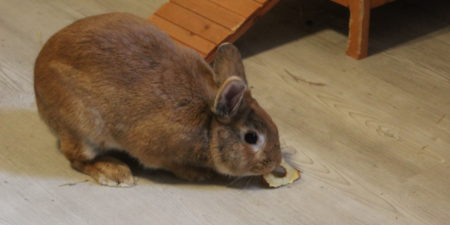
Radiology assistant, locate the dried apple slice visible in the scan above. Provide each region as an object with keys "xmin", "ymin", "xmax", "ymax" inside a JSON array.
[{"xmin": 263, "ymin": 160, "xmax": 300, "ymax": 188}]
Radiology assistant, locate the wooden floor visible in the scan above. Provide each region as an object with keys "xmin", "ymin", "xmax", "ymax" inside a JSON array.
[{"xmin": 1, "ymin": 0, "xmax": 449, "ymax": 224}]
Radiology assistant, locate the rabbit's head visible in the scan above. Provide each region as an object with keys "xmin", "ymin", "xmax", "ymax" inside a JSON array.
[{"xmin": 209, "ymin": 43, "xmax": 282, "ymax": 176}]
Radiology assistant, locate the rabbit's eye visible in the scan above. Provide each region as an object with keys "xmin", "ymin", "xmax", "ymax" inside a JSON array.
[{"xmin": 244, "ymin": 132, "xmax": 258, "ymax": 144}]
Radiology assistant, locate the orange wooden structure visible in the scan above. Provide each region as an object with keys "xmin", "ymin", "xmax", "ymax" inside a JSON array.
[
  {"xmin": 330, "ymin": 0, "xmax": 396, "ymax": 59},
  {"xmin": 148, "ymin": 0, "xmax": 279, "ymax": 62},
  {"xmin": 149, "ymin": 0, "xmax": 397, "ymax": 61}
]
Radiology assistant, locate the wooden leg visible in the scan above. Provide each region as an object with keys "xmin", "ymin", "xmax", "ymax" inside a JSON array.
[{"xmin": 347, "ymin": 0, "xmax": 370, "ymax": 59}]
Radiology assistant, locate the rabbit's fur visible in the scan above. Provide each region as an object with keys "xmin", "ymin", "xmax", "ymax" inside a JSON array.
[{"xmin": 34, "ymin": 13, "xmax": 281, "ymax": 186}]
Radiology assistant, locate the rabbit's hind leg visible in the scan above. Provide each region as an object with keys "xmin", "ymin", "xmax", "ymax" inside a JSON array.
[{"xmin": 59, "ymin": 132, "xmax": 135, "ymax": 187}]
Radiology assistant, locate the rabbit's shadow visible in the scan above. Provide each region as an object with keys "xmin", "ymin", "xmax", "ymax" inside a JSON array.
[
  {"xmin": 104, "ymin": 150, "xmax": 268, "ymax": 190},
  {"xmin": 0, "ymin": 110, "xmax": 275, "ymax": 190},
  {"xmin": 107, "ymin": 147, "xmax": 300, "ymax": 189}
]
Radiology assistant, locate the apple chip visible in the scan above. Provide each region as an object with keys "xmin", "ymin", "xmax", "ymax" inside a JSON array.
[{"xmin": 263, "ymin": 160, "xmax": 300, "ymax": 188}]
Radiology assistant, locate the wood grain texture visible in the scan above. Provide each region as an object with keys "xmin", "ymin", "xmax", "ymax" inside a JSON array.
[
  {"xmin": 171, "ymin": 0, "xmax": 246, "ymax": 30},
  {"xmin": 155, "ymin": 2, "xmax": 230, "ymax": 43},
  {"xmin": 1, "ymin": 0, "xmax": 450, "ymax": 224},
  {"xmin": 253, "ymin": 0, "xmax": 268, "ymax": 4},
  {"xmin": 209, "ymin": 0, "xmax": 262, "ymax": 17},
  {"xmin": 150, "ymin": 0, "xmax": 280, "ymax": 61},
  {"xmin": 205, "ymin": 0, "xmax": 280, "ymax": 61},
  {"xmin": 149, "ymin": 15, "xmax": 214, "ymax": 56}
]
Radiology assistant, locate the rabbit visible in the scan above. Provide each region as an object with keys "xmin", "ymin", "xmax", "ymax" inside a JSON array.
[{"xmin": 34, "ymin": 12, "xmax": 281, "ymax": 187}]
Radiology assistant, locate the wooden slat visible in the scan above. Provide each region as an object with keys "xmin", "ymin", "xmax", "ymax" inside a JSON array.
[
  {"xmin": 171, "ymin": 38, "xmax": 207, "ymax": 57},
  {"xmin": 155, "ymin": 3, "xmax": 230, "ymax": 44},
  {"xmin": 149, "ymin": 15, "xmax": 213, "ymax": 56},
  {"xmin": 208, "ymin": 0, "xmax": 261, "ymax": 17},
  {"xmin": 149, "ymin": 0, "xmax": 281, "ymax": 60},
  {"xmin": 205, "ymin": 0, "xmax": 281, "ymax": 61},
  {"xmin": 171, "ymin": 0, "xmax": 245, "ymax": 30},
  {"xmin": 252, "ymin": 0, "xmax": 267, "ymax": 4},
  {"xmin": 205, "ymin": 15, "xmax": 255, "ymax": 61}
]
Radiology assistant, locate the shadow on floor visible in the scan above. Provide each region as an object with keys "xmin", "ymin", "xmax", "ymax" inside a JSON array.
[
  {"xmin": 0, "ymin": 110, "xmax": 268, "ymax": 189},
  {"xmin": 102, "ymin": 150, "xmax": 266, "ymax": 190},
  {"xmin": 236, "ymin": 0, "xmax": 450, "ymax": 59}
]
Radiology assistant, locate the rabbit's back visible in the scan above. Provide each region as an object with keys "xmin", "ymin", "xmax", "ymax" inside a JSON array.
[
  {"xmin": 37, "ymin": 13, "xmax": 176, "ymax": 73},
  {"xmin": 34, "ymin": 13, "xmax": 216, "ymax": 154}
]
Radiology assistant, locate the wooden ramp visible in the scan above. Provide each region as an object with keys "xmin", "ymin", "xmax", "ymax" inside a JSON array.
[{"xmin": 148, "ymin": 0, "xmax": 279, "ymax": 62}]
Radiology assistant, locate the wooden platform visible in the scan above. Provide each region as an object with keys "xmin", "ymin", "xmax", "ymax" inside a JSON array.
[{"xmin": 148, "ymin": 0, "xmax": 279, "ymax": 61}]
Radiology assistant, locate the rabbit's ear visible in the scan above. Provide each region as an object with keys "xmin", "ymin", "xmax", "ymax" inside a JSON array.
[
  {"xmin": 212, "ymin": 43, "xmax": 247, "ymax": 87},
  {"xmin": 212, "ymin": 76, "xmax": 247, "ymax": 121}
]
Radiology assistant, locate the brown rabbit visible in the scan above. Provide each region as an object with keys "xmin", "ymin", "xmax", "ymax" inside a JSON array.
[{"xmin": 34, "ymin": 12, "xmax": 281, "ymax": 187}]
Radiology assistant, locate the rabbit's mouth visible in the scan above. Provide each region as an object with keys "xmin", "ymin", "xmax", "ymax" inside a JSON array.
[
  {"xmin": 250, "ymin": 159, "xmax": 281, "ymax": 176},
  {"xmin": 250, "ymin": 147, "xmax": 282, "ymax": 175}
]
